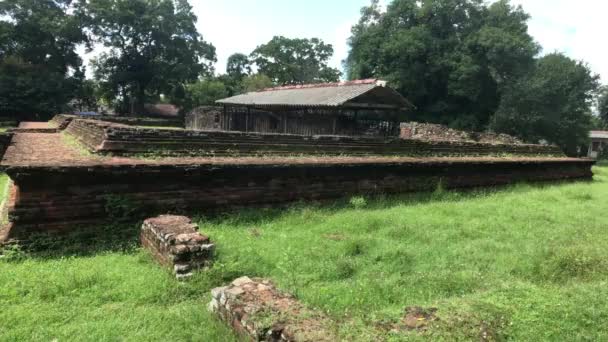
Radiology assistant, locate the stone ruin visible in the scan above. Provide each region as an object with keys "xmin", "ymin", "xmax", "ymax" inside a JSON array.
[
  {"xmin": 141, "ymin": 215, "xmax": 214, "ymax": 279},
  {"xmin": 209, "ymin": 277, "xmax": 338, "ymax": 341},
  {"xmin": 400, "ymin": 122, "xmax": 524, "ymax": 145}
]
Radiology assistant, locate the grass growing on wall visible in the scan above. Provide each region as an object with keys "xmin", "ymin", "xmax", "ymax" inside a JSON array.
[{"xmin": 1, "ymin": 167, "xmax": 608, "ymax": 340}]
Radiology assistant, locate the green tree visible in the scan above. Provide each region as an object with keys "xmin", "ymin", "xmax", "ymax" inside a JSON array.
[
  {"xmin": 78, "ymin": 0, "xmax": 216, "ymax": 114},
  {"xmin": 180, "ymin": 78, "xmax": 228, "ymax": 113},
  {"xmin": 226, "ymin": 53, "xmax": 251, "ymax": 80},
  {"xmin": 598, "ymin": 86, "xmax": 608, "ymax": 125},
  {"xmin": 241, "ymin": 74, "xmax": 274, "ymax": 93},
  {"xmin": 250, "ymin": 36, "xmax": 341, "ymax": 85},
  {"xmin": 491, "ymin": 53, "xmax": 600, "ymax": 155},
  {"xmin": 0, "ymin": 0, "xmax": 86, "ymax": 120},
  {"xmin": 346, "ymin": 0, "xmax": 539, "ymax": 130}
]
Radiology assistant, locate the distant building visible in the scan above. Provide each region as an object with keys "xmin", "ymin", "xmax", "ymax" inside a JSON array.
[
  {"xmin": 588, "ymin": 131, "xmax": 608, "ymax": 158},
  {"xmin": 143, "ymin": 104, "xmax": 179, "ymax": 117},
  {"xmin": 186, "ymin": 79, "xmax": 413, "ymax": 137}
]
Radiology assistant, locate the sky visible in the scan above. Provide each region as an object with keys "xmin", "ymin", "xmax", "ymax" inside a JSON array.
[{"xmin": 81, "ymin": 0, "xmax": 607, "ymax": 83}]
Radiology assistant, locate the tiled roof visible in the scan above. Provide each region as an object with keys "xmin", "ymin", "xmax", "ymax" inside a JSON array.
[
  {"xmin": 590, "ymin": 131, "xmax": 608, "ymax": 139},
  {"xmin": 216, "ymin": 79, "xmax": 411, "ymax": 108}
]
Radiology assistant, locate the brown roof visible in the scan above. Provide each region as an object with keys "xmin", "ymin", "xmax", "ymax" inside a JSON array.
[
  {"xmin": 216, "ymin": 79, "xmax": 413, "ymax": 109},
  {"xmin": 144, "ymin": 104, "xmax": 179, "ymax": 117}
]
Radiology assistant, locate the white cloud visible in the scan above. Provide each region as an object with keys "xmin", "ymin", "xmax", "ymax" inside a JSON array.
[
  {"xmin": 77, "ymin": 0, "xmax": 606, "ymax": 85},
  {"xmin": 509, "ymin": 0, "xmax": 607, "ymax": 83}
]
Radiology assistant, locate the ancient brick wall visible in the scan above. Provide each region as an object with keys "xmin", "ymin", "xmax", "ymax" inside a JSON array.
[
  {"xmin": 400, "ymin": 122, "xmax": 524, "ymax": 145},
  {"xmin": 141, "ymin": 215, "xmax": 214, "ymax": 279},
  {"xmin": 66, "ymin": 119, "xmax": 564, "ymax": 157},
  {"xmin": 49, "ymin": 115, "xmax": 75, "ymax": 130},
  {"xmin": 185, "ymin": 106, "xmax": 223, "ymax": 131},
  {"xmin": 2, "ymin": 158, "xmax": 594, "ymax": 239},
  {"xmin": 210, "ymin": 277, "xmax": 338, "ymax": 341}
]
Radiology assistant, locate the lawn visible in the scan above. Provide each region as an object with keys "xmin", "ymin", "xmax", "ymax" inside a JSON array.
[{"xmin": 1, "ymin": 166, "xmax": 608, "ymax": 341}]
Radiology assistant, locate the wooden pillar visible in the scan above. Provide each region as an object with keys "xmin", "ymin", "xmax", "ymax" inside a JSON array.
[
  {"xmin": 246, "ymin": 107, "xmax": 250, "ymax": 133},
  {"xmin": 283, "ymin": 113, "xmax": 287, "ymax": 134},
  {"xmin": 332, "ymin": 117, "xmax": 337, "ymax": 135}
]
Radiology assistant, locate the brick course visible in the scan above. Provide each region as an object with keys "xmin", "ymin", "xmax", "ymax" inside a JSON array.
[
  {"xmin": 141, "ymin": 215, "xmax": 214, "ymax": 279},
  {"xmin": 65, "ymin": 118, "xmax": 563, "ymax": 157}
]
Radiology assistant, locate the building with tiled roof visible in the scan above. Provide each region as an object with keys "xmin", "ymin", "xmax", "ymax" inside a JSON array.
[{"xmin": 187, "ymin": 80, "xmax": 412, "ymax": 137}]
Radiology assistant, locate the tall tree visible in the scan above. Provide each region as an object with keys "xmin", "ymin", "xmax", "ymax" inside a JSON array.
[
  {"xmin": 250, "ymin": 36, "xmax": 341, "ymax": 85},
  {"xmin": 491, "ymin": 53, "xmax": 600, "ymax": 156},
  {"xmin": 226, "ymin": 53, "xmax": 251, "ymax": 80},
  {"xmin": 598, "ymin": 86, "xmax": 608, "ymax": 125},
  {"xmin": 0, "ymin": 0, "xmax": 86, "ymax": 120},
  {"xmin": 346, "ymin": 0, "xmax": 539, "ymax": 130},
  {"xmin": 78, "ymin": 0, "xmax": 216, "ymax": 114}
]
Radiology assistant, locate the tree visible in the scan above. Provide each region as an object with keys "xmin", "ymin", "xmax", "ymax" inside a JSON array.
[
  {"xmin": 226, "ymin": 53, "xmax": 251, "ymax": 80},
  {"xmin": 0, "ymin": 0, "xmax": 86, "ymax": 120},
  {"xmin": 598, "ymin": 86, "xmax": 608, "ymax": 125},
  {"xmin": 78, "ymin": 0, "xmax": 216, "ymax": 114},
  {"xmin": 491, "ymin": 53, "xmax": 600, "ymax": 156},
  {"xmin": 250, "ymin": 36, "xmax": 341, "ymax": 85},
  {"xmin": 346, "ymin": 0, "xmax": 539, "ymax": 130},
  {"xmin": 180, "ymin": 78, "xmax": 228, "ymax": 113},
  {"xmin": 241, "ymin": 74, "xmax": 274, "ymax": 93}
]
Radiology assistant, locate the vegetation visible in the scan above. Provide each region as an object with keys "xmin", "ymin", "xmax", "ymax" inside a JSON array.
[
  {"xmin": 599, "ymin": 86, "xmax": 608, "ymax": 127},
  {"xmin": 346, "ymin": 0, "xmax": 601, "ymax": 154},
  {"xmin": 251, "ymin": 36, "xmax": 341, "ymax": 85},
  {"xmin": 0, "ymin": 0, "xmax": 87, "ymax": 120},
  {"xmin": 3, "ymin": 166, "xmax": 608, "ymax": 340},
  {"xmin": 78, "ymin": 0, "xmax": 217, "ymax": 114},
  {"xmin": 491, "ymin": 53, "xmax": 600, "ymax": 155}
]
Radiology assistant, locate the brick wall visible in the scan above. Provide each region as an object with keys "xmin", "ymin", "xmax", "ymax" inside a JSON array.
[
  {"xmin": 65, "ymin": 119, "xmax": 564, "ymax": 157},
  {"xmin": 2, "ymin": 158, "xmax": 594, "ymax": 240}
]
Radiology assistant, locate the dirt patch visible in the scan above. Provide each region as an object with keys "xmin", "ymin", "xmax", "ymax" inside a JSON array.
[
  {"xmin": 394, "ymin": 306, "xmax": 439, "ymax": 332},
  {"xmin": 323, "ymin": 233, "xmax": 346, "ymax": 241}
]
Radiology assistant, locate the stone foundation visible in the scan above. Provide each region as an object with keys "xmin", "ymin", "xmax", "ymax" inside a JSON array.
[
  {"xmin": 65, "ymin": 118, "xmax": 562, "ymax": 157},
  {"xmin": 140, "ymin": 215, "xmax": 214, "ymax": 279},
  {"xmin": 209, "ymin": 277, "xmax": 337, "ymax": 341},
  {"xmin": 1, "ymin": 157, "xmax": 595, "ymax": 240}
]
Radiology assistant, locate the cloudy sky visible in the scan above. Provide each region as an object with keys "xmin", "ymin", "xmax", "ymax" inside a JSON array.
[{"xmin": 83, "ymin": 0, "xmax": 607, "ymax": 83}]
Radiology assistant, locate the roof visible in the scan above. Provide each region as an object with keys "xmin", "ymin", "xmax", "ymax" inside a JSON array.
[
  {"xmin": 590, "ymin": 131, "xmax": 608, "ymax": 139},
  {"xmin": 216, "ymin": 79, "xmax": 412, "ymax": 110},
  {"xmin": 144, "ymin": 104, "xmax": 179, "ymax": 117}
]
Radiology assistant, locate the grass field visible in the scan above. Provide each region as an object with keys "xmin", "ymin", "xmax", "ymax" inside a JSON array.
[{"xmin": 2, "ymin": 166, "xmax": 608, "ymax": 341}]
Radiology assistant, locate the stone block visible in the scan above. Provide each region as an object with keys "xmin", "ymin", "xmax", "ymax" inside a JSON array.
[
  {"xmin": 141, "ymin": 215, "xmax": 214, "ymax": 279},
  {"xmin": 209, "ymin": 277, "xmax": 338, "ymax": 341}
]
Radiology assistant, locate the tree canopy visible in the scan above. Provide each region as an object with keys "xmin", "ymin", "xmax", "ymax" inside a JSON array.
[
  {"xmin": 78, "ymin": 0, "xmax": 216, "ymax": 114},
  {"xmin": 599, "ymin": 86, "xmax": 608, "ymax": 126},
  {"xmin": 346, "ymin": 0, "xmax": 539, "ymax": 130},
  {"xmin": 491, "ymin": 53, "xmax": 599, "ymax": 155},
  {"xmin": 250, "ymin": 36, "xmax": 341, "ymax": 85},
  {"xmin": 0, "ymin": 0, "xmax": 87, "ymax": 119}
]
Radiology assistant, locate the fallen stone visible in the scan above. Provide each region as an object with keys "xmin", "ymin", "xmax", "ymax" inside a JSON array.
[
  {"xmin": 141, "ymin": 215, "xmax": 214, "ymax": 279},
  {"xmin": 209, "ymin": 277, "xmax": 338, "ymax": 341}
]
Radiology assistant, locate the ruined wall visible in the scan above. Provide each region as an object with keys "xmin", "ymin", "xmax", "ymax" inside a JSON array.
[
  {"xmin": 53, "ymin": 114, "xmax": 183, "ymax": 129},
  {"xmin": 400, "ymin": 122, "xmax": 524, "ymax": 145},
  {"xmin": 65, "ymin": 119, "xmax": 563, "ymax": 157},
  {"xmin": 185, "ymin": 106, "xmax": 223, "ymax": 131},
  {"xmin": 2, "ymin": 158, "xmax": 594, "ymax": 239},
  {"xmin": 0, "ymin": 132, "xmax": 13, "ymax": 160}
]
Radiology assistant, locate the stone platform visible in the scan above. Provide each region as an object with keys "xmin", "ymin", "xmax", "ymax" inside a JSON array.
[
  {"xmin": 0, "ymin": 129, "xmax": 596, "ymax": 241},
  {"xmin": 10, "ymin": 122, "xmax": 58, "ymax": 133}
]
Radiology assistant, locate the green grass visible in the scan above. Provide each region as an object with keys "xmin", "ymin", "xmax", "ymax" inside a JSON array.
[{"xmin": 2, "ymin": 167, "xmax": 608, "ymax": 340}]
